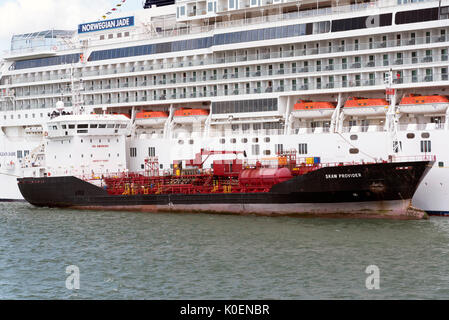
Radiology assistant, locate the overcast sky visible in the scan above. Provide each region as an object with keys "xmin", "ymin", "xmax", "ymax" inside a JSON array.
[{"xmin": 0, "ymin": 0, "xmax": 142, "ymax": 53}]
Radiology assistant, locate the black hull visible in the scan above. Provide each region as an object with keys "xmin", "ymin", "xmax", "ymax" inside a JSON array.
[{"xmin": 17, "ymin": 161, "xmax": 432, "ymax": 219}]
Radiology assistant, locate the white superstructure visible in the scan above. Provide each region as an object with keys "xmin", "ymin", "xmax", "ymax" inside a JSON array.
[{"xmin": 1, "ymin": 0, "xmax": 449, "ymax": 213}]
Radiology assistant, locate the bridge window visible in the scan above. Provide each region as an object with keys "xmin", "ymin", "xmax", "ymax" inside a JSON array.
[
  {"xmin": 298, "ymin": 143, "xmax": 308, "ymax": 155},
  {"xmin": 421, "ymin": 141, "xmax": 431, "ymax": 153}
]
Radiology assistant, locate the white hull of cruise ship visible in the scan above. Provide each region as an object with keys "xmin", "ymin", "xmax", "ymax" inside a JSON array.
[{"xmin": 2, "ymin": 0, "xmax": 449, "ymax": 215}]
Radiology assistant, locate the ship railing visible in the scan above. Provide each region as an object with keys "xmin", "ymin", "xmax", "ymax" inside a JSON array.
[
  {"xmin": 4, "ymin": 0, "xmax": 443, "ymax": 58},
  {"xmin": 9, "ymin": 46, "xmax": 449, "ymax": 89},
  {"xmin": 13, "ymin": 71, "xmax": 449, "ymax": 105},
  {"xmin": 213, "ymin": 0, "xmax": 440, "ymax": 30},
  {"xmin": 7, "ymin": 72, "xmax": 449, "ymax": 107},
  {"xmin": 7, "ymin": 37, "xmax": 449, "ymax": 86},
  {"xmin": 209, "ymin": 129, "xmax": 284, "ymax": 137},
  {"xmin": 389, "ymin": 155, "xmax": 437, "ymax": 163}
]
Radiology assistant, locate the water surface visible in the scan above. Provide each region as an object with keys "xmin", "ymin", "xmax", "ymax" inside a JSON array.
[{"xmin": 1, "ymin": 202, "xmax": 448, "ymax": 299}]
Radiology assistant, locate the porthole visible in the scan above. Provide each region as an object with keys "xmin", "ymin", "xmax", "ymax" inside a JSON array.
[
  {"xmin": 242, "ymin": 138, "xmax": 248, "ymax": 143},
  {"xmin": 220, "ymin": 138, "xmax": 225, "ymax": 144},
  {"xmin": 350, "ymin": 135, "xmax": 358, "ymax": 141},
  {"xmin": 264, "ymin": 150, "xmax": 271, "ymax": 155},
  {"xmin": 264, "ymin": 137, "xmax": 270, "ymax": 143},
  {"xmin": 439, "ymin": 162, "xmax": 444, "ymax": 167},
  {"xmin": 231, "ymin": 138, "xmax": 236, "ymax": 144},
  {"xmin": 406, "ymin": 133, "xmax": 415, "ymax": 139},
  {"xmin": 421, "ymin": 132, "xmax": 430, "ymax": 138},
  {"xmin": 189, "ymin": 139, "xmax": 194, "ymax": 145},
  {"xmin": 178, "ymin": 140, "xmax": 184, "ymax": 145},
  {"xmin": 349, "ymin": 148, "xmax": 359, "ymax": 154},
  {"xmin": 253, "ymin": 138, "xmax": 259, "ymax": 143}
]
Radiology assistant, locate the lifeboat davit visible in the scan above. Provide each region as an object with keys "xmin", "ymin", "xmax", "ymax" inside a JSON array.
[
  {"xmin": 135, "ymin": 111, "xmax": 168, "ymax": 126},
  {"xmin": 343, "ymin": 97, "xmax": 388, "ymax": 116},
  {"xmin": 173, "ymin": 108, "xmax": 209, "ymax": 123},
  {"xmin": 291, "ymin": 100, "xmax": 336, "ymax": 118},
  {"xmin": 399, "ymin": 94, "xmax": 449, "ymax": 114}
]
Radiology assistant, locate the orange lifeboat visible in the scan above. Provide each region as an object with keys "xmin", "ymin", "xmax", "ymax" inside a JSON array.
[
  {"xmin": 111, "ymin": 112, "xmax": 131, "ymax": 118},
  {"xmin": 136, "ymin": 111, "xmax": 169, "ymax": 119},
  {"xmin": 135, "ymin": 111, "xmax": 168, "ymax": 126},
  {"xmin": 292, "ymin": 100, "xmax": 336, "ymax": 118},
  {"xmin": 174, "ymin": 108, "xmax": 209, "ymax": 117},
  {"xmin": 173, "ymin": 108, "xmax": 209, "ymax": 123},
  {"xmin": 343, "ymin": 97, "xmax": 388, "ymax": 116},
  {"xmin": 399, "ymin": 94, "xmax": 449, "ymax": 114}
]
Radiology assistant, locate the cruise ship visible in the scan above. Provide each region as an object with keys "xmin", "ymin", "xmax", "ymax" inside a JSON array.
[{"xmin": 1, "ymin": 0, "xmax": 449, "ymax": 214}]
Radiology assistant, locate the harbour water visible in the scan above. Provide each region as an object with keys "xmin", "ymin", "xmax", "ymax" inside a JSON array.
[{"xmin": 1, "ymin": 202, "xmax": 449, "ymax": 300}]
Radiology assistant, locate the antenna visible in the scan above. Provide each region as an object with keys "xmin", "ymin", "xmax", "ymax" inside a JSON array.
[{"xmin": 385, "ymin": 69, "xmax": 402, "ymax": 154}]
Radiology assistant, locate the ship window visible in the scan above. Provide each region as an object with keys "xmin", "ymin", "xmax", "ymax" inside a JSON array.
[
  {"xmin": 252, "ymin": 144, "xmax": 260, "ymax": 156},
  {"xmin": 231, "ymin": 138, "xmax": 236, "ymax": 144},
  {"xmin": 130, "ymin": 148, "xmax": 137, "ymax": 157},
  {"xmin": 99, "ymin": 124, "xmax": 106, "ymax": 128},
  {"xmin": 242, "ymin": 138, "xmax": 248, "ymax": 143},
  {"xmin": 350, "ymin": 135, "xmax": 358, "ymax": 140},
  {"xmin": 439, "ymin": 162, "xmax": 444, "ymax": 167},
  {"xmin": 69, "ymin": 124, "xmax": 75, "ymax": 129},
  {"xmin": 90, "ymin": 124, "xmax": 98, "ymax": 128},
  {"xmin": 395, "ymin": 7, "xmax": 440, "ymax": 25},
  {"xmin": 253, "ymin": 137, "xmax": 259, "ymax": 143},
  {"xmin": 298, "ymin": 143, "xmax": 308, "ymax": 155},
  {"xmin": 120, "ymin": 124, "xmax": 127, "ymax": 129},
  {"xmin": 62, "ymin": 125, "xmax": 67, "ymax": 129},
  {"xmin": 421, "ymin": 140, "xmax": 431, "ymax": 153},
  {"xmin": 149, "ymin": 147, "xmax": 156, "ymax": 157},
  {"xmin": 264, "ymin": 150, "xmax": 271, "ymax": 155},
  {"xmin": 332, "ymin": 14, "xmax": 392, "ymax": 32},
  {"xmin": 264, "ymin": 137, "xmax": 270, "ymax": 143},
  {"xmin": 77, "ymin": 130, "xmax": 88, "ymax": 134},
  {"xmin": 189, "ymin": 139, "xmax": 194, "ymax": 145},
  {"xmin": 275, "ymin": 144, "xmax": 284, "ymax": 154},
  {"xmin": 407, "ymin": 133, "xmax": 415, "ymax": 139},
  {"xmin": 178, "ymin": 140, "xmax": 184, "ymax": 145},
  {"xmin": 220, "ymin": 139, "xmax": 226, "ymax": 144},
  {"xmin": 421, "ymin": 132, "xmax": 430, "ymax": 138},
  {"xmin": 107, "ymin": 124, "xmax": 114, "ymax": 128},
  {"xmin": 393, "ymin": 141, "xmax": 402, "ymax": 153},
  {"xmin": 77, "ymin": 124, "xmax": 88, "ymax": 129},
  {"xmin": 349, "ymin": 148, "xmax": 359, "ymax": 154}
]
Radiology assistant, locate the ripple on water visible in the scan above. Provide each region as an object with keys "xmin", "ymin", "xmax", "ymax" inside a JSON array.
[{"xmin": 1, "ymin": 202, "xmax": 449, "ymax": 299}]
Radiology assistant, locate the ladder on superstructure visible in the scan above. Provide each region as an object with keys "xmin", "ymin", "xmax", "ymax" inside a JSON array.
[{"xmin": 70, "ymin": 67, "xmax": 85, "ymax": 115}]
